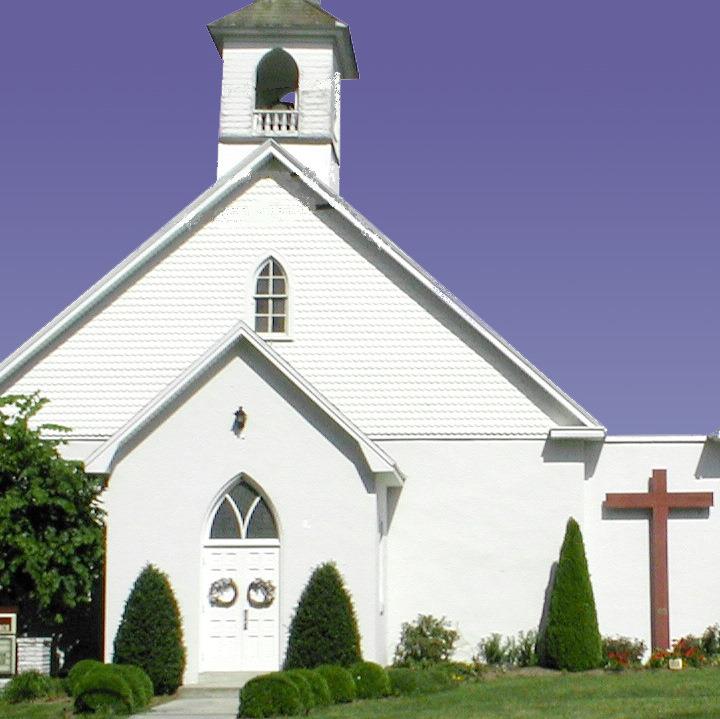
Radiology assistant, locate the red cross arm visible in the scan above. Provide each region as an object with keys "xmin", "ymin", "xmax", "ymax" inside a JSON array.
[
  {"xmin": 666, "ymin": 492, "xmax": 714, "ymax": 509},
  {"xmin": 605, "ymin": 493, "xmax": 654, "ymax": 509}
]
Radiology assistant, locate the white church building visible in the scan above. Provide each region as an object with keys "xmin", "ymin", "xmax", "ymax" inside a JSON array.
[{"xmin": 1, "ymin": 0, "xmax": 720, "ymax": 684}]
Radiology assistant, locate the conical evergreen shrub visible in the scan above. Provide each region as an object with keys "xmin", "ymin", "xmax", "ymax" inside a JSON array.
[
  {"xmin": 537, "ymin": 518, "xmax": 603, "ymax": 671},
  {"xmin": 113, "ymin": 565, "xmax": 186, "ymax": 694},
  {"xmin": 284, "ymin": 562, "xmax": 362, "ymax": 669}
]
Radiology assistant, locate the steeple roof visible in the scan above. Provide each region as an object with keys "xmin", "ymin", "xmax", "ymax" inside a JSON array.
[
  {"xmin": 208, "ymin": 0, "xmax": 358, "ymax": 78},
  {"xmin": 210, "ymin": 0, "xmax": 337, "ymax": 31}
]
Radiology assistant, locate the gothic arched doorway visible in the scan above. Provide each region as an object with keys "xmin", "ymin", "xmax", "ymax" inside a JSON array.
[{"xmin": 201, "ymin": 478, "xmax": 280, "ymax": 673}]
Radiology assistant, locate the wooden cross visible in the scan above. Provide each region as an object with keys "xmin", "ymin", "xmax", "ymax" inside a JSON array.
[{"xmin": 604, "ymin": 469, "xmax": 713, "ymax": 650}]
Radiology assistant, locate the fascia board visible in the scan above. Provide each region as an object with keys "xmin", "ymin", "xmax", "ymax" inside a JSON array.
[
  {"xmin": 605, "ymin": 435, "xmax": 709, "ymax": 444},
  {"xmin": 547, "ymin": 427, "xmax": 607, "ymax": 442}
]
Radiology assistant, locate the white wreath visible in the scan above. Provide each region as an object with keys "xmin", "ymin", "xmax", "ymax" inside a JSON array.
[
  {"xmin": 208, "ymin": 577, "xmax": 238, "ymax": 608},
  {"xmin": 247, "ymin": 578, "xmax": 276, "ymax": 609}
]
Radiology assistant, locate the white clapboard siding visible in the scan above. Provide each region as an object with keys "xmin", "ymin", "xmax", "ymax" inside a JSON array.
[{"xmin": 7, "ymin": 177, "xmax": 560, "ymax": 439}]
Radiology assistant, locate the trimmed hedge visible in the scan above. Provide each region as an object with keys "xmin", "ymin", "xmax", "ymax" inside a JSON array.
[
  {"xmin": 114, "ymin": 664, "xmax": 154, "ymax": 708},
  {"xmin": 537, "ymin": 518, "xmax": 603, "ymax": 671},
  {"xmin": 280, "ymin": 670, "xmax": 315, "ymax": 712},
  {"xmin": 67, "ymin": 659, "xmax": 103, "ymax": 697},
  {"xmin": 238, "ymin": 674, "xmax": 303, "ymax": 718},
  {"xmin": 349, "ymin": 661, "xmax": 390, "ymax": 699},
  {"xmin": 113, "ymin": 564, "xmax": 187, "ymax": 694},
  {"xmin": 291, "ymin": 668, "xmax": 332, "ymax": 707},
  {"xmin": 74, "ymin": 665, "xmax": 135, "ymax": 715},
  {"xmin": 284, "ymin": 563, "xmax": 361, "ymax": 669},
  {"xmin": 2, "ymin": 671, "xmax": 64, "ymax": 704},
  {"xmin": 315, "ymin": 665, "xmax": 356, "ymax": 703},
  {"xmin": 69, "ymin": 662, "xmax": 152, "ymax": 715}
]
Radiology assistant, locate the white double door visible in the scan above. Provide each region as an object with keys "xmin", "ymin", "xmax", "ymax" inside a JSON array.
[{"xmin": 201, "ymin": 545, "xmax": 280, "ymax": 672}]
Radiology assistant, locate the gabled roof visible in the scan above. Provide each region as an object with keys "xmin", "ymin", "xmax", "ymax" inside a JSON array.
[
  {"xmin": 208, "ymin": 0, "xmax": 358, "ymax": 78},
  {"xmin": 0, "ymin": 140, "xmax": 602, "ymax": 433},
  {"xmin": 84, "ymin": 319, "xmax": 403, "ymax": 485}
]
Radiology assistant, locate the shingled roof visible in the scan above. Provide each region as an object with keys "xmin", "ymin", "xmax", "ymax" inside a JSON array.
[{"xmin": 208, "ymin": 0, "xmax": 358, "ymax": 78}]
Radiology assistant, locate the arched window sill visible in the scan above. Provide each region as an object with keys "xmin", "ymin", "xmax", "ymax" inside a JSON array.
[
  {"xmin": 204, "ymin": 538, "xmax": 280, "ymax": 548},
  {"xmin": 257, "ymin": 333, "xmax": 293, "ymax": 343}
]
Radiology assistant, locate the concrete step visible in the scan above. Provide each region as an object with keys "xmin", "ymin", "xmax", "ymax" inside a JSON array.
[{"xmin": 180, "ymin": 671, "xmax": 263, "ymax": 691}]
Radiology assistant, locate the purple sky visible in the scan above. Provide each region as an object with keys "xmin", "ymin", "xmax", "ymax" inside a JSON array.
[{"xmin": 0, "ymin": 1, "xmax": 718, "ymax": 434}]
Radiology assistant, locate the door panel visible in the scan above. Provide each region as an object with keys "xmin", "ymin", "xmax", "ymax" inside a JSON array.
[
  {"xmin": 243, "ymin": 549, "xmax": 280, "ymax": 671},
  {"xmin": 202, "ymin": 548, "xmax": 244, "ymax": 672},
  {"xmin": 201, "ymin": 546, "xmax": 279, "ymax": 672}
]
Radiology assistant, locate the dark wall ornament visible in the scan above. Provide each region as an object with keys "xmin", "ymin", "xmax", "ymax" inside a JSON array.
[
  {"xmin": 208, "ymin": 578, "xmax": 238, "ymax": 608},
  {"xmin": 233, "ymin": 406, "xmax": 247, "ymax": 436},
  {"xmin": 247, "ymin": 578, "xmax": 276, "ymax": 609}
]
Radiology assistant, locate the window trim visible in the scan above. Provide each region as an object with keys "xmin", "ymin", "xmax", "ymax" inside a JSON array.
[
  {"xmin": 253, "ymin": 256, "xmax": 291, "ymax": 340},
  {"xmin": 208, "ymin": 480, "xmax": 279, "ymax": 542}
]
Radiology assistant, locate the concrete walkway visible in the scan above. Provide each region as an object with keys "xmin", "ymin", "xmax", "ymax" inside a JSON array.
[
  {"xmin": 132, "ymin": 674, "xmax": 261, "ymax": 719},
  {"xmin": 132, "ymin": 688, "xmax": 238, "ymax": 719}
]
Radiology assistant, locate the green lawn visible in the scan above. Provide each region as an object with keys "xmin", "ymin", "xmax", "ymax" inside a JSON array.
[
  {"xmin": 312, "ymin": 669, "xmax": 720, "ymax": 719},
  {"xmin": 0, "ymin": 693, "xmax": 176, "ymax": 718},
  {"xmin": 0, "ymin": 696, "xmax": 72, "ymax": 719},
  {"xmin": 5, "ymin": 669, "xmax": 720, "ymax": 718}
]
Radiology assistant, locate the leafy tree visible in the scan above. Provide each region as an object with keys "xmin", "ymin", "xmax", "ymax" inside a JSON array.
[
  {"xmin": 113, "ymin": 564, "xmax": 186, "ymax": 694},
  {"xmin": 537, "ymin": 517, "xmax": 603, "ymax": 671},
  {"xmin": 0, "ymin": 393, "xmax": 105, "ymax": 625},
  {"xmin": 284, "ymin": 562, "xmax": 362, "ymax": 669}
]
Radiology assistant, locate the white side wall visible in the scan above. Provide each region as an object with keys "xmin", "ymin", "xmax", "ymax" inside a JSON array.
[
  {"xmin": 381, "ymin": 439, "xmax": 585, "ymax": 660},
  {"xmin": 103, "ymin": 343, "xmax": 380, "ymax": 683},
  {"xmin": 382, "ymin": 437, "xmax": 720, "ymax": 660}
]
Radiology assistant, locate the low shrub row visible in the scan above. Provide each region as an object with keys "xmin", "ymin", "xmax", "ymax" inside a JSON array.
[
  {"xmin": 240, "ymin": 661, "xmax": 452, "ymax": 717},
  {"xmin": 67, "ymin": 659, "xmax": 154, "ymax": 715}
]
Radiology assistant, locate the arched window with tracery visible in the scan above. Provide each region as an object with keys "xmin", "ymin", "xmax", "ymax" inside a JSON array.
[
  {"xmin": 209, "ymin": 480, "xmax": 278, "ymax": 541},
  {"xmin": 254, "ymin": 258, "xmax": 287, "ymax": 335}
]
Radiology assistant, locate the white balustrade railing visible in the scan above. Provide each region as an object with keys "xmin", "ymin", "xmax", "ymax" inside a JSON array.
[{"xmin": 253, "ymin": 110, "xmax": 300, "ymax": 134}]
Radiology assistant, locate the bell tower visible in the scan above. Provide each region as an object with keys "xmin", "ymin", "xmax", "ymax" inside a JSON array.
[{"xmin": 208, "ymin": 0, "xmax": 358, "ymax": 192}]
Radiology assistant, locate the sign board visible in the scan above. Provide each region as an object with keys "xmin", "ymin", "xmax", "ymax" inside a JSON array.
[{"xmin": 0, "ymin": 635, "xmax": 15, "ymax": 675}]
